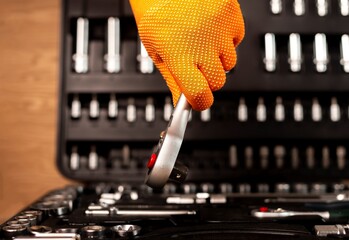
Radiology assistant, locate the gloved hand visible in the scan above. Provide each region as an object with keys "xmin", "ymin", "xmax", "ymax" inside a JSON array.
[{"xmin": 130, "ymin": 0, "xmax": 245, "ymax": 111}]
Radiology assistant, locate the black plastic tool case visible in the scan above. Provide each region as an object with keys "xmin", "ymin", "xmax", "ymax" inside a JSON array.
[
  {"xmin": 1, "ymin": 0, "xmax": 349, "ymax": 239},
  {"xmin": 59, "ymin": 0, "xmax": 349, "ymax": 185}
]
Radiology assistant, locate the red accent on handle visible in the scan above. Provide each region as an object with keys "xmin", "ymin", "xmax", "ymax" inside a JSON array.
[
  {"xmin": 259, "ymin": 207, "xmax": 269, "ymax": 212},
  {"xmin": 147, "ymin": 153, "xmax": 157, "ymax": 169}
]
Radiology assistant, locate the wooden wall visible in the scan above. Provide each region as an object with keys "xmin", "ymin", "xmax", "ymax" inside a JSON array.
[{"xmin": 0, "ymin": 0, "xmax": 71, "ymax": 223}]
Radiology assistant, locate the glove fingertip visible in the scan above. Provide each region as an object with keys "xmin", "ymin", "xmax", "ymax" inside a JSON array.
[{"xmin": 186, "ymin": 90, "xmax": 214, "ymax": 111}]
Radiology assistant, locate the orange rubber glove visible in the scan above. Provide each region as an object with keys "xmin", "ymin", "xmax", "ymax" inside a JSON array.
[{"xmin": 130, "ymin": 0, "xmax": 245, "ymax": 111}]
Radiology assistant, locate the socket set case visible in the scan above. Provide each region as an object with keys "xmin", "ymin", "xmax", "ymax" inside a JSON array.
[{"xmin": 2, "ymin": 0, "xmax": 349, "ymax": 239}]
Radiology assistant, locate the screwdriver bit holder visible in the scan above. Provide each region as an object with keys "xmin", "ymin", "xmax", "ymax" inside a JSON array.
[{"xmin": 58, "ymin": 0, "xmax": 349, "ymax": 187}]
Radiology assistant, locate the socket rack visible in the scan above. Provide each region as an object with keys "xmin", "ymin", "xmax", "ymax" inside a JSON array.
[{"xmin": 58, "ymin": 0, "xmax": 349, "ymax": 186}]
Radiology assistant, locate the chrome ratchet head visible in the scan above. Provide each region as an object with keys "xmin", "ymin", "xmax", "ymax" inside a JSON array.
[{"xmin": 145, "ymin": 94, "xmax": 191, "ymax": 188}]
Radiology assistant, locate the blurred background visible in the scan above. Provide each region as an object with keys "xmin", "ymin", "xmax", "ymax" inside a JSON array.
[{"xmin": 0, "ymin": 1, "xmax": 71, "ymax": 223}]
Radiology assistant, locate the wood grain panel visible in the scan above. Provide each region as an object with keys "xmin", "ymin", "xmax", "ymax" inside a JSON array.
[{"xmin": 0, "ymin": 0, "xmax": 72, "ymax": 223}]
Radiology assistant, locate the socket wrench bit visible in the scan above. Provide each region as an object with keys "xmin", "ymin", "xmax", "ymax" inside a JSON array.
[
  {"xmin": 256, "ymin": 97, "xmax": 267, "ymax": 122},
  {"xmin": 105, "ymin": 17, "xmax": 121, "ymax": 73},
  {"xmin": 201, "ymin": 108, "xmax": 211, "ymax": 122},
  {"xmin": 71, "ymin": 94, "xmax": 81, "ymax": 119},
  {"xmin": 89, "ymin": 94, "xmax": 99, "ymax": 119},
  {"xmin": 270, "ymin": 0, "xmax": 282, "ymax": 14},
  {"xmin": 163, "ymin": 97, "xmax": 173, "ymax": 121},
  {"xmin": 313, "ymin": 33, "xmax": 329, "ymax": 73},
  {"xmin": 264, "ymin": 33, "xmax": 277, "ymax": 72},
  {"xmin": 312, "ymin": 98, "xmax": 322, "ymax": 122},
  {"xmin": 145, "ymin": 97, "xmax": 155, "ymax": 122},
  {"xmin": 317, "ymin": 0, "xmax": 329, "ymax": 16},
  {"xmin": 288, "ymin": 33, "xmax": 302, "ymax": 72},
  {"xmin": 88, "ymin": 145, "xmax": 98, "ymax": 170},
  {"xmin": 340, "ymin": 34, "xmax": 349, "ymax": 73},
  {"xmin": 138, "ymin": 40, "xmax": 154, "ymax": 73},
  {"xmin": 293, "ymin": 99, "xmax": 303, "ymax": 122},
  {"xmin": 330, "ymin": 97, "xmax": 341, "ymax": 122},
  {"xmin": 70, "ymin": 146, "xmax": 79, "ymax": 171},
  {"xmin": 340, "ymin": 0, "xmax": 349, "ymax": 16},
  {"xmin": 73, "ymin": 18, "xmax": 89, "ymax": 73},
  {"xmin": 275, "ymin": 97, "xmax": 285, "ymax": 122},
  {"xmin": 113, "ymin": 224, "xmax": 141, "ymax": 237},
  {"xmin": 294, "ymin": 0, "xmax": 305, "ymax": 15},
  {"xmin": 108, "ymin": 94, "xmax": 118, "ymax": 118},
  {"xmin": 314, "ymin": 224, "xmax": 349, "ymax": 237},
  {"xmin": 238, "ymin": 98, "xmax": 248, "ymax": 122},
  {"xmin": 126, "ymin": 98, "xmax": 137, "ymax": 123},
  {"xmin": 81, "ymin": 225, "xmax": 106, "ymax": 238}
]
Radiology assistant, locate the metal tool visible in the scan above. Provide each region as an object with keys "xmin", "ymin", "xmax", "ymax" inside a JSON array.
[
  {"xmin": 145, "ymin": 97, "xmax": 155, "ymax": 122},
  {"xmin": 229, "ymin": 145, "xmax": 238, "ymax": 168},
  {"xmin": 2, "ymin": 225, "xmax": 27, "ymax": 238},
  {"xmin": 71, "ymin": 94, "xmax": 81, "ymax": 119},
  {"xmin": 293, "ymin": 99, "xmax": 303, "ymax": 122},
  {"xmin": 113, "ymin": 224, "xmax": 141, "ymax": 237},
  {"xmin": 316, "ymin": 0, "xmax": 329, "ymax": 16},
  {"xmin": 313, "ymin": 33, "xmax": 329, "ymax": 73},
  {"xmin": 105, "ymin": 17, "xmax": 121, "ymax": 73},
  {"xmin": 138, "ymin": 40, "xmax": 154, "ymax": 74},
  {"xmin": 238, "ymin": 98, "xmax": 248, "ymax": 122},
  {"xmin": 70, "ymin": 146, "xmax": 79, "ymax": 171},
  {"xmin": 163, "ymin": 97, "xmax": 173, "ymax": 121},
  {"xmin": 275, "ymin": 97, "xmax": 285, "ymax": 122},
  {"xmin": 219, "ymin": 183, "xmax": 233, "ymax": 193},
  {"xmin": 145, "ymin": 94, "xmax": 191, "ymax": 188},
  {"xmin": 89, "ymin": 94, "xmax": 99, "ymax": 119},
  {"xmin": 288, "ymin": 33, "xmax": 302, "ymax": 72},
  {"xmin": 312, "ymin": 98, "xmax": 322, "ymax": 122},
  {"xmin": 330, "ymin": 97, "xmax": 341, "ymax": 122},
  {"xmin": 108, "ymin": 94, "xmax": 118, "ymax": 118},
  {"xmin": 163, "ymin": 183, "xmax": 177, "ymax": 194},
  {"xmin": 256, "ymin": 97, "xmax": 267, "ymax": 122},
  {"xmin": 270, "ymin": 0, "xmax": 282, "ymax": 14},
  {"xmin": 22, "ymin": 210, "xmax": 43, "ymax": 223},
  {"xmin": 340, "ymin": 34, "xmax": 349, "ymax": 73},
  {"xmin": 126, "ymin": 98, "xmax": 137, "ymax": 123},
  {"xmin": 264, "ymin": 33, "xmax": 277, "ymax": 72},
  {"xmin": 31, "ymin": 201, "xmax": 70, "ymax": 216},
  {"xmin": 73, "ymin": 17, "xmax": 89, "ymax": 73},
  {"xmin": 260, "ymin": 146, "xmax": 269, "ymax": 169},
  {"xmin": 245, "ymin": 146, "xmax": 253, "ymax": 169},
  {"xmin": 252, "ymin": 207, "xmax": 349, "ymax": 222},
  {"xmin": 265, "ymin": 192, "xmax": 349, "ymax": 203},
  {"xmin": 306, "ymin": 147, "xmax": 315, "ymax": 169},
  {"xmin": 200, "ymin": 108, "xmax": 211, "ymax": 122},
  {"xmin": 315, "ymin": 224, "xmax": 349, "ymax": 237},
  {"xmin": 88, "ymin": 145, "xmax": 98, "ymax": 170},
  {"xmin": 85, "ymin": 208, "xmax": 196, "ymax": 216},
  {"xmin": 293, "ymin": 0, "xmax": 305, "ymax": 16},
  {"xmin": 340, "ymin": 0, "xmax": 349, "ymax": 16},
  {"xmin": 81, "ymin": 225, "xmax": 106, "ymax": 238},
  {"xmin": 28, "ymin": 226, "xmax": 53, "ymax": 235}
]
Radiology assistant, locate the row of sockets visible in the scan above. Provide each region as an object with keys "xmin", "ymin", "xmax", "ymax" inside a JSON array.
[
  {"xmin": 70, "ymin": 94, "xmax": 349, "ymax": 123},
  {"xmin": 91, "ymin": 181, "xmax": 347, "ymax": 195},
  {"xmin": 73, "ymin": 17, "xmax": 154, "ymax": 74},
  {"xmin": 73, "ymin": 19, "xmax": 349, "ymax": 75},
  {"xmin": 68, "ymin": 144, "xmax": 349, "ymax": 171},
  {"xmin": 270, "ymin": 0, "xmax": 349, "ymax": 16},
  {"xmin": 93, "ymin": 182, "xmax": 338, "ymax": 207},
  {"xmin": 263, "ymin": 33, "xmax": 349, "ymax": 73}
]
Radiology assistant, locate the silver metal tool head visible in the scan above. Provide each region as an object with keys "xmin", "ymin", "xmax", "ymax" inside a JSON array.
[{"xmin": 145, "ymin": 94, "xmax": 191, "ymax": 188}]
